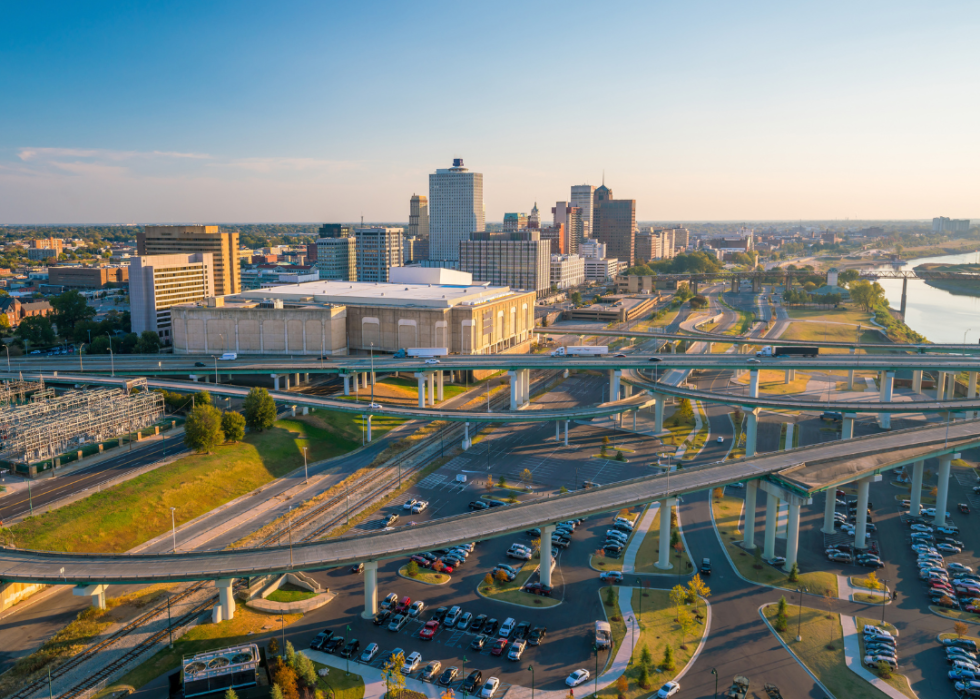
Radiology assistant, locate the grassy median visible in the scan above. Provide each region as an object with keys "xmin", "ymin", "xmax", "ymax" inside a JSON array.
[{"xmin": 3, "ymin": 413, "xmax": 369, "ymax": 553}]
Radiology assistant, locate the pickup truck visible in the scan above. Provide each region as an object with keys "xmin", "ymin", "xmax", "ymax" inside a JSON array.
[{"xmin": 724, "ymin": 676, "xmax": 749, "ymax": 699}]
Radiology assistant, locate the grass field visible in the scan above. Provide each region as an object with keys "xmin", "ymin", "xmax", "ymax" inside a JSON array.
[
  {"xmin": 477, "ymin": 561, "xmax": 559, "ymax": 607},
  {"xmin": 762, "ymin": 605, "xmax": 896, "ymax": 699},
  {"xmin": 312, "ymin": 661, "xmax": 365, "ymax": 699},
  {"xmin": 855, "ymin": 616, "xmax": 916, "ymax": 699},
  {"xmin": 735, "ymin": 368, "xmax": 811, "ymax": 395},
  {"xmin": 115, "ymin": 602, "xmax": 303, "ymax": 689},
  {"xmin": 4, "ymin": 413, "xmax": 365, "ymax": 553},
  {"xmin": 712, "ymin": 493, "xmax": 838, "ymax": 595},
  {"xmin": 266, "ymin": 587, "xmax": 317, "ymax": 603},
  {"xmin": 342, "ymin": 376, "xmax": 467, "ymax": 407},
  {"xmin": 598, "ymin": 588, "xmax": 705, "ymax": 699},
  {"xmin": 779, "ymin": 318, "xmax": 884, "ymax": 354},
  {"xmin": 398, "ymin": 564, "xmax": 451, "ymax": 585}
]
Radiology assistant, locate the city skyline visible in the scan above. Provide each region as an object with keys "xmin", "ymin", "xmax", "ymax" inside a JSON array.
[{"xmin": 1, "ymin": 1, "xmax": 977, "ymax": 224}]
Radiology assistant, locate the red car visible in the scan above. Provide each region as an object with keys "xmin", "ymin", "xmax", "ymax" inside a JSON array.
[
  {"xmin": 419, "ymin": 620, "xmax": 440, "ymax": 640},
  {"xmin": 396, "ymin": 596, "xmax": 412, "ymax": 613},
  {"xmin": 411, "ymin": 555, "xmax": 432, "ymax": 568},
  {"xmin": 490, "ymin": 638, "xmax": 508, "ymax": 656},
  {"xmin": 524, "ymin": 582, "xmax": 554, "ymax": 596}
]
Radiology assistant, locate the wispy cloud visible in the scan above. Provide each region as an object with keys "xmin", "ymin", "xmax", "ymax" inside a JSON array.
[{"xmin": 18, "ymin": 147, "xmax": 212, "ymax": 162}]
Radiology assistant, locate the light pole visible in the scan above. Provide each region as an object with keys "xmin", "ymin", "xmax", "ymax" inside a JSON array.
[
  {"xmin": 370, "ymin": 342, "xmax": 375, "ymax": 404},
  {"xmin": 77, "ymin": 342, "xmax": 85, "ymax": 372},
  {"xmin": 27, "ymin": 478, "xmax": 34, "ymax": 515},
  {"xmin": 170, "ymin": 507, "xmax": 177, "ymax": 553},
  {"xmin": 2, "ymin": 344, "xmax": 8, "ymax": 372},
  {"xmin": 527, "ymin": 664, "xmax": 534, "ymax": 699},
  {"xmin": 303, "ymin": 446, "xmax": 309, "ymax": 484},
  {"xmin": 593, "ymin": 643, "xmax": 600, "ymax": 698},
  {"xmin": 167, "ymin": 593, "xmax": 173, "ymax": 647},
  {"xmin": 627, "ymin": 615, "xmax": 635, "ymax": 665},
  {"xmin": 106, "ymin": 332, "xmax": 114, "ymax": 376},
  {"xmin": 636, "ymin": 578, "xmax": 642, "ymax": 624},
  {"xmin": 796, "ymin": 586, "xmax": 806, "ymax": 642},
  {"xmin": 287, "ymin": 506, "xmax": 294, "ymax": 568},
  {"xmin": 462, "ymin": 655, "xmax": 468, "ymax": 695},
  {"xmin": 882, "ymin": 578, "xmax": 889, "ymax": 625},
  {"xmin": 711, "ymin": 668, "xmax": 718, "ymax": 698}
]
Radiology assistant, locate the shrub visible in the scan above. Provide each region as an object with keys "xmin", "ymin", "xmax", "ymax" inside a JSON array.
[
  {"xmin": 788, "ymin": 561, "xmax": 799, "ymax": 582},
  {"xmin": 406, "ymin": 560, "xmax": 419, "ymax": 578},
  {"xmin": 605, "ymin": 586, "xmax": 616, "ymax": 606},
  {"xmin": 660, "ymin": 644, "xmax": 675, "ymax": 671}
]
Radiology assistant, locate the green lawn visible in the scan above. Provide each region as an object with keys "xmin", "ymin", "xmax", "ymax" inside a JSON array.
[
  {"xmin": 398, "ymin": 565, "xmax": 451, "ymax": 585},
  {"xmin": 735, "ymin": 369, "xmax": 811, "ymax": 395},
  {"xmin": 712, "ymin": 494, "xmax": 838, "ymax": 595},
  {"xmin": 266, "ymin": 587, "xmax": 317, "ymax": 603},
  {"xmin": 477, "ymin": 560, "xmax": 559, "ymax": 607},
  {"xmin": 313, "ymin": 661, "xmax": 365, "ymax": 699},
  {"xmin": 762, "ymin": 605, "xmax": 895, "ymax": 699},
  {"xmin": 4, "ymin": 413, "xmax": 367, "ymax": 553},
  {"xmin": 779, "ymin": 320, "xmax": 884, "ymax": 355},
  {"xmin": 598, "ymin": 588, "xmax": 706, "ymax": 699},
  {"xmin": 114, "ymin": 602, "xmax": 303, "ymax": 689}
]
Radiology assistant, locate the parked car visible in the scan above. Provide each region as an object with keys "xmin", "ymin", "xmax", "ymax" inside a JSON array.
[
  {"xmin": 480, "ymin": 677, "xmax": 500, "ymax": 699},
  {"xmin": 419, "ymin": 661, "xmax": 442, "ymax": 682},
  {"xmin": 508, "ymin": 640, "xmax": 527, "ymax": 660},
  {"xmin": 528, "ymin": 626, "xmax": 547, "ymax": 645},
  {"xmin": 310, "ymin": 630, "xmax": 333, "ymax": 649},
  {"xmin": 490, "ymin": 638, "xmax": 508, "ymax": 656},
  {"xmin": 524, "ymin": 582, "xmax": 553, "ymax": 596},
  {"xmin": 457, "ymin": 612, "xmax": 474, "ymax": 630},
  {"xmin": 402, "ymin": 651, "xmax": 423, "ymax": 674},
  {"xmin": 470, "ymin": 635, "xmax": 488, "ymax": 651},
  {"xmin": 373, "ymin": 609, "xmax": 392, "ymax": 626},
  {"xmin": 380, "ymin": 593, "xmax": 398, "ymax": 610},
  {"xmin": 438, "ymin": 667, "xmax": 460, "ymax": 686},
  {"xmin": 656, "ymin": 682, "xmax": 681, "ymax": 699},
  {"xmin": 408, "ymin": 600, "xmax": 425, "ymax": 617},
  {"xmin": 419, "ymin": 620, "xmax": 440, "ymax": 640},
  {"xmin": 388, "ymin": 614, "xmax": 409, "ymax": 632},
  {"xmin": 403, "ymin": 499, "xmax": 419, "ymax": 510},
  {"xmin": 339, "ymin": 639, "xmax": 361, "ymax": 658},
  {"xmin": 360, "ymin": 643, "xmax": 379, "ymax": 663},
  {"xmin": 566, "ymin": 669, "xmax": 591, "ymax": 687},
  {"xmin": 462, "ymin": 671, "xmax": 483, "ymax": 693}
]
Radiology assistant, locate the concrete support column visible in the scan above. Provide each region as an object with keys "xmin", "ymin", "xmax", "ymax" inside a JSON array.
[
  {"xmin": 743, "ymin": 481, "xmax": 758, "ymax": 549},
  {"xmin": 763, "ymin": 493, "xmax": 778, "ymax": 560},
  {"xmin": 415, "ymin": 373, "xmax": 426, "ymax": 408},
  {"xmin": 564, "ymin": 420, "xmax": 569, "ymax": 446},
  {"xmin": 946, "ymin": 372, "xmax": 956, "ymax": 400},
  {"xmin": 540, "ymin": 525, "xmax": 556, "ymax": 586},
  {"xmin": 842, "ymin": 413, "xmax": 855, "ymax": 440},
  {"xmin": 822, "ymin": 490, "xmax": 838, "ymax": 534},
  {"xmin": 968, "ymin": 372, "xmax": 978, "ymax": 419},
  {"xmin": 749, "ymin": 369, "xmax": 760, "ymax": 398},
  {"xmin": 343, "ymin": 375, "xmax": 350, "ymax": 396},
  {"xmin": 463, "ymin": 422, "xmax": 470, "ymax": 450},
  {"xmin": 521, "ymin": 369, "xmax": 530, "ymax": 405},
  {"xmin": 879, "ymin": 371, "xmax": 894, "ymax": 429},
  {"xmin": 428, "ymin": 373, "xmax": 436, "ymax": 406},
  {"xmin": 745, "ymin": 409, "xmax": 759, "ymax": 458},
  {"xmin": 73, "ymin": 584, "xmax": 108, "ymax": 610},
  {"xmin": 216, "ymin": 578, "xmax": 235, "ymax": 621},
  {"xmin": 935, "ymin": 454, "xmax": 954, "ymax": 527},
  {"xmin": 609, "ymin": 369, "xmax": 621, "ymax": 402},
  {"xmin": 294, "ymin": 373, "xmax": 301, "ymax": 386},
  {"xmin": 783, "ymin": 502, "xmax": 801, "ymax": 573},
  {"xmin": 437, "ymin": 371, "xmax": 444, "ymax": 402},
  {"xmin": 366, "ymin": 415, "xmax": 372, "ymax": 442},
  {"xmin": 912, "ymin": 370, "xmax": 923, "ymax": 394},
  {"xmin": 509, "ymin": 371, "xmax": 519, "ymax": 411},
  {"xmin": 632, "ymin": 410, "xmax": 637, "ymax": 431},
  {"xmin": 654, "ymin": 394, "xmax": 665, "ymax": 433},
  {"xmin": 909, "ymin": 460, "xmax": 924, "ymax": 515},
  {"xmin": 847, "ymin": 347, "xmax": 856, "ymax": 390},
  {"xmin": 271, "ymin": 374, "xmax": 279, "ymax": 391},
  {"xmin": 656, "ymin": 500, "xmax": 674, "ymax": 570},
  {"xmin": 935, "ymin": 372, "xmax": 946, "ymax": 401},
  {"xmin": 854, "ymin": 477, "xmax": 871, "ymax": 550},
  {"xmin": 556, "ymin": 421, "xmax": 560, "ymax": 442},
  {"xmin": 361, "ymin": 561, "xmax": 378, "ymax": 619},
  {"xmin": 283, "ymin": 375, "xmax": 291, "ymax": 391}
]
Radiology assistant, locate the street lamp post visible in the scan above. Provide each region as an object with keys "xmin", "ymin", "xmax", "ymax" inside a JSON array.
[
  {"xmin": 370, "ymin": 342, "xmax": 375, "ymax": 404},
  {"xmin": 796, "ymin": 586, "xmax": 807, "ymax": 642},
  {"xmin": 77, "ymin": 343, "xmax": 85, "ymax": 372},
  {"xmin": 170, "ymin": 507, "xmax": 177, "ymax": 553},
  {"xmin": 636, "ymin": 578, "xmax": 642, "ymax": 624},
  {"xmin": 882, "ymin": 579, "xmax": 889, "ymax": 625},
  {"xmin": 303, "ymin": 446, "xmax": 308, "ymax": 484},
  {"xmin": 628, "ymin": 615, "xmax": 635, "ymax": 665},
  {"xmin": 106, "ymin": 333, "xmax": 114, "ymax": 376},
  {"xmin": 167, "ymin": 593, "xmax": 173, "ymax": 647},
  {"xmin": 527, "ymin": 664, "xmax": 534, "ymax": 699},
  {"xmin": 711, "ymin": 668, "xmax": 718, "ymax": 698},
  {"xmin": 593, "ymin": 643, "xmax": 600, "ymax": 698},
  {"xmin": 287, "ymin": 506, "xmax": 294, "ymax": 568}
]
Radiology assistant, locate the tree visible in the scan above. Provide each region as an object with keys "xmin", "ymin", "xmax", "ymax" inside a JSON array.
[
  {"xmin": 775, "ymin": 596, "xmax": 788, "ymax": 631},
  {"xmin": 955, "ymin": 621, "xmax": 969, "ymax": 639},
  {"xmin": 660, "ymin": 644, "xmax": 676, "ymax": 671},
  {"xmin": 15, "ymin": 316, "xmax": 55, "ymax": 348},
  {"xmin": 244, "ymin": 387, "xmax": 277, "ymax": 431},
  {"xmin": 864, "ymin": 571, "xmax": 881, "ymax": 593},
  {"xmin": 521, "ymin": 468, "xmax": 533, "ymax": 486},
  {"xmin": 135, "ymin": 330, "xmax": 161, "ymax": 354},
  {"xmin": 195, "ymin": 390, "xmax": 212, "ymax": 407},
  {"xmin": 676, "ymin": 398, "xmax": 694, "ymax": 421},
  {"xmin": 383, "ymin": 651, "xmax": 407, "ymax": 698},
  {"xmin": 269, "ymin": 637, "xmax": 280, "ymax": 656},
  {"xmin": 495, "ymin": 569, "xmax": 509, "ymax": 585},
  {"xmin": 600, "ymin": 443, "xmax": 608, "ymax": 457},
  {"xmin": 222, "ymin": 411, "xmax": 246, "ymax": 443},
  {"xmin": 669, "ymin": 585, "xmax": 687, "ymax": 621},
  {"xmin": 688, "ymin": 574, "xmax": 711, "ymax": 617},
  {"xmin": 406, "ymin": 560, "xmax": 419, "ymax": 577},
  {"xmin": 850, "ymin": 280, "xmax": 887, "ymax": 312},
  {"xmin": 50, "ymin": 289, "xmax": 95, "ymax": 335},
  {"xmin": 225, "ymin": 690, "xmax": 239, "ymax": 699},
  {"xmin": 616, "ymin": 674, "xmax": 628, "ymax": 699},
  {"xmin": 690, "ymin": 295, "xmax": 708, "ymax": 309},
  {"xmin": 294, "ymin": 652, "xmax": 317, "ymax": 687},
  {"xmin": 0, "ymin": 314, "xmax": 11, "ymax": 337},
  {"xmin": 541, "ymin": 315, "xmax": 548, "ymax": 327},
  {"xmin": 602, "ymin": 436, "xmax": 611, "ymax": 445},
  {"xmin": 788, "ymin": 561, "xmax": 799, "ymax": 583},
  {"xmin": 875, "ymin": 659, "xmax": 892, "ymax": 679},
  {"xmin": 285, "ymin": 640, "xmax": 296, "ymax": 667},
  {"xmin": 677, "ymin": 606, "xmax": 696, "ymax": 641},
  {"xmin": 271, "ymin": 686, "xmax": 285, "ymax": 699},
  {"xmin": 639, "ymin": 643, "xmax": 652, "ymax": 667},
  {"xmin": 559, "ymin": 485, "xmax": 569, "ymax": 494},
  {"xmin": 605, "ymin": 585, "xmax": 616, "ymax": 606},
  {"xmin": 484, "ymin": 572, "xmax": 495, "ymax": 586},
  {"xmin": 570, "ymin": 291, "xmax": 583, "ymax": 307},
  {"xmin": 272, "ymin": 664, "xmax": 300, "ymax": 699},
  {"xmin": 615, "ymin": 450, "xmax": 625, "ymax": 462},
  {"xmin": 184, "ymin": 404, "xmax": 225, "ymax": 454}
]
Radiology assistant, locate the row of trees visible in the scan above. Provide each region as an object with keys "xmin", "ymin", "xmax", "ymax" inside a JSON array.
[
  {"xmin": 627, "ymin": 251, "xmax": 723, "ymax": 277},
  {"xmin": 781, "ymin": 288, "xmax": 843, "ymax": 308},
  {"xmin": 182, "ymin": 388, "xmax": 277, "ymax": 454},
  {"xmin": 264, "ymin": 639, "xmax": 322, "ymax": 699}
]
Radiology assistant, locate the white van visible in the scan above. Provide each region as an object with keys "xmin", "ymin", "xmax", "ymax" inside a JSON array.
[
  {"xmin": 499, "ymin": 618, "xmax": 517, "ymax": 638},
  {"xmin": 219, "ymin": 352, "xmax": 238, "ymax": 361}
]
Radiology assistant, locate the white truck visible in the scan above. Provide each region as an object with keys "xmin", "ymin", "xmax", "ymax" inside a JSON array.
[
  {"xmin": 393, "ymin": 347, "xmax": 449, "ymax": 358},
  {"xmin": 550, "ymin": 346, "xmax": 608, "ymax": 358},
  {"xmin": 595, "ymin": 620, "xmax": 612, "ymax": 650}
]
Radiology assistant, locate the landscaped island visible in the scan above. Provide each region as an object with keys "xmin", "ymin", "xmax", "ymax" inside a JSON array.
[{"xmin": 914, "ymin": 263, "xmax": 980, "ymax": 298}]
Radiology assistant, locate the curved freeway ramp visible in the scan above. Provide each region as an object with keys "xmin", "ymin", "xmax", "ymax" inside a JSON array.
[{"xmin": 2, "ymin": 420, "xmax": 979, "ymax": 586}]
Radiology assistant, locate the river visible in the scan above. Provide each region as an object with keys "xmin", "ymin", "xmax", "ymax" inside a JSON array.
[{"xmin": 870, "ymin": 251, "xmax": 980, "ymax": 344}]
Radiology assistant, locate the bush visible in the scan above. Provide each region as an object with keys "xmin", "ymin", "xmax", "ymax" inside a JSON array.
[
  {"xmin": 616, "ymin": 675, "xmax": 628, "ymax": 699},
  {"xmin": 637, "ymin": 664, "xmax": 650, "ymax": 689},
  {"xmin": 406, "ymin": 560, "xmax": 419, "ymax": 578},
  {"xmin": 605, "ymin": 586, "xmax": 616, "ymax": 606},
  {"xmin": 788, "ymin": 561, "xmax": 799, "ymax": 583},
  {"xmin": 615, "ymin": 450, "xmax": 625, "ymax": 462},
  {"xmin": 775, "ymin": 596, "xmax": 789, "ymax": 631},
  {"xmin": 660, "ymin": 644, "xmax": 675, "ymax": 671},
  {"xmin": 221, "ymin": 411, "xmax": 246, "ymax": 443}
]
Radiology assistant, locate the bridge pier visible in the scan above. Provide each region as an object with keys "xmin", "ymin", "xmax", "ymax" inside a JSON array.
[
  {"xmin": 784, "ymin": 369, "xmax": 795, "ymax": 383},
  {"xmin": 900, "ymin": 277, "xmax": 908, "ymax": 318},
  {"xmin": 365, "ymin": 415, "xmax": 372, "ymax": 442},
  {"xmin": 270, "ymin": 374, "xmax": 279, "ymax": 391},
  {"xmin": 912, "ymin": 370, "xmax": 922, "ymax": 394},
  {"xmin": 608, "ymin": 369, "xmax": 621, "ymax": 402},
  {"xmin": 653, "ymin": 394, "xmax": 665, "ymax": 434},
  {"xmin": 190, "ymin": 374, "xmax": 200, "ymax": 383},
  {"xmin": 564, "ymin": 420, "xmax": 569, "ymax": 446},
  {"xmin": 846, "ymin": 347, "xmax": 856, "ymax": 390},
  {"xmin": 752, "ymin": 277, "xmax": 761, "ymax": 293},
  {"xmin": 428, "ymin": 372, "xmax": 436, "ymax": 407},
  {"xmin": 969, "ymin": 372, "xmax": 978, "ymax": 419},
  {"xmin": 522, "ymin": 369, "xmax": 530, "ymax": 405},
  {"xmin": 842, "ymin": 413, "xmax": 855, "ymax": 440},
  {"xmin": 656, "ymin": 499, "xmax": 676, "ymax": 569},
  {"xmin": 556, "ymin": 421, "xmax": 560, "ymax": 442},
  {"xmin": 854, "ymin": 476, "xmax": 873, "ymax": 550},
  {"xmin": 763, "ymin": 493, "xmax": 778, "ymax": 560},
  {"xmin": 745, "ymin": 408, "xmax": 759, "ymax": 458},
  {"xmin": 215, "ymin": 578, "xmax": 235, "ymax": 622},
  {"xmin": 540, "ymin": 525, "xmax": 556, "ymax": 586},
  {"xmin": 509, "ymin": 371, "xmax": 520, "ymax": 411},
  {"xmin": 730, "ymin": 278, "xmax": 738, "ymax": 294},
  {"xmin": 414, "ymin": 372, "xmax": 427, "ymax": 408},
  {"xmin": 362, "ymin": 561, "xmax": 378, "ymax": 618},
  {"xmin": 935, "ymin": 371, "xmax": 945, "ymax": 400},
  {"xmin": 344, "ymin": 374, "xmax": 350, "ymax": 395},
  {"xmin": 784, "ymin": 501, "xmax": 801, "ymax": 573},
  {"xmin": 463, "ymin": 422, "xmax": 471, "ymax": 450},
  {"xmin": 748, "ymin": 369, "xmax": 760, "ymax": 397},
  {"xmin": 437, "ymin": 371, "xmax": 444, "ymax": 402},
  {"xmin": 73, "ymin": 584, "xmax": 108, "ymax": 610},
  {"xmin": 909, "ymin": 460, "xmax": 924, "ymax": 515},
  {"xmin": 945, "ymin": 372, "xmax": 956, "ymax": 400},
  {"xmin": 743, "ymin": 481, "xmax": 758, "ymax": 549},
  {"xmin": 822, "ymin": 489, "xmax": 837, "ymax": 535},
  {"xmin": 878, "ymin": 371, "xmax": 894, "ymax": 429},
  {"xmin": 935, "ymin": 454, "xmax": 956, "ymax": 527}
]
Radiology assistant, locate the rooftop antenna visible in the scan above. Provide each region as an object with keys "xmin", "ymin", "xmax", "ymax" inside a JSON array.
[
  {"xmin": 361, "ymin": 214, "xmax": 364, "ymax": 226},
  {"xmin": 602, "ymin": 170, "xmax": 605, "ymax": 186}
]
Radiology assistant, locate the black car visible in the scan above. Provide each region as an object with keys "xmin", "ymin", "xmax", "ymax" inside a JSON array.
[
  {"xmin": 525, "ymin": 528, "xmax": 542, "ymax": 538},
  {"xmin": 324, "ymin": 636, "xmax": 345, "ymax": 653},
  {"xmin": 513, "ymin": 621, "xmax": 531, "ymax": 639},
  {"xmin": 443, "ymin": 556, "xmax": 463, "ymax": 568},
  {"xmin": 945, "ymin": 638, "xmax": 980, "ymax": 652},
  {"xmin": 432, "ymin": 606, "xmax": 449, "ymax": 622},
  {"xmin": 483, "ymin": 617, "xmax": 499, "ymax": 635},
  {"xmin": 438, "ymin": 667, "xmax": 460, "ymax": 686},
  {"xmin": 339, "ymin": 639, "xmax": 360, "ymax": 658},
  {"xmin": 527, "ymin": 626, "xmax": 547, "ymax": 646},
  {"xmin": 488, "ymin": 500, "xmax": 508, "ymax": 508},
  {"xmin": 700, "ymin": 558, "xmax": 711, "ymax": 575},
  {"xmin": 472, "ymin": 613, "xmax": 487, "ymax": 631},
  {"xmin": 462, "ymin": 670, "xmax": 483, "ymax": 693},
  {"xmin": 469, "ymin": 501, "xmax": 490, "ymax": 511},
  {"xmin": 310, "ymin": 630, "xmax": 333, "ymax": 649},
  {"xmin": 420, "ymin": 552, "xmax": 437, "ymax": 561},
  {"xmin": 194, "ymin": 361, "xmax": 207, "ymax": 367},
  {"xmin": 648, "ymin": 357, "xmax": 662, "ymax": 362},
  {"xmin": 604, "ymin": 544, "xmax": 624, "ymax": 558},
  {"xmin": 470, "ymin": 634, "xmax": 488, "ymax": 650},
  {"xmin": 373, "ymin": 610, "xmax": 392, "ymax": 626}
]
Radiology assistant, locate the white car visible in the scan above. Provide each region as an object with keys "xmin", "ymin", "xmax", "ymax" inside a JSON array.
[
  {"xmin": 360, "ymin": 643, "xmax": 379, "ymax": 663},
  {"xmin": 368, "ymin": 402, "xmax": 383, "ymax": 410},
  {"xmin": 566, "ymin": 669, "xmax": 590, "ymax": 687},
  {"xmin": 716, "ymin": 436, "xmax": 724, "ymax": 443},
  {"xmin": 408, "ymin": 600, "xmax": 425, "ymax": 617},
  {"xmin": 656, "ymin": 681, "xmax": 681, "ymax": 698},
  {"xmin": 403, "ymin": 499, "xmax": 419, "ymax": 510},
  {"xmin": 425, "ymin": 358, "xmax": 441, "ymax": 364},
  {"xmin": 863, "ymin": 624, "xmax": 893, "ymax": 638},
  {"xmin": 865, "ymin": 655, "xmax": 898, "ymax": 670},
  {"xmin": 480, "ymin": 677, "xmax": 500, "ymax": 699},
  {"xmin": 412, "ymin": 501, "xmax": 429, "ymax": 514},
  {"xmin": 402, "ymin": 651, "xmax": 422, "ymax": 674},
  {"xmin": 911, "ymin": 524, "xmax": 934, "ymax": 533}
]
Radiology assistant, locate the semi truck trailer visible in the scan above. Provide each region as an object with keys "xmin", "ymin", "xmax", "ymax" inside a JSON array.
[
  {"xmin": 755, "ymin": 345, "xmax": 819, "ymax": 358},
  {"xmin": 551, "ymin": 346, "xmax": 609, "ymax": 357},
  {"xmin": 393, "ymin": 348, "xmax": 449, "ymax": 358}
]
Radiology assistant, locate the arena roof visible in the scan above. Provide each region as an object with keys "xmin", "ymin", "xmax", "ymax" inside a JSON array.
[{"xmin": 235, "ymin": 279, "xmax": 529, "ymax": 309}]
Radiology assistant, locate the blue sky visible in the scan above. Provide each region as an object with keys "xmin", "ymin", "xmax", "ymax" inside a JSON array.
[{"xmin": 1, "ymin": 1, "xmax": 977, "ymax": 223}]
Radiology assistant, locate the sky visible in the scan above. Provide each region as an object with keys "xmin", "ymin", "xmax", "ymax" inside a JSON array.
[{"xmin": 1, "ymin": 1, "xmax": 978, "ymax": 224}]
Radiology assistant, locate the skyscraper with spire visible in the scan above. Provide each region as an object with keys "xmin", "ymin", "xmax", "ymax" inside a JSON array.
[{"xmin": 528, "ymin": 203, "xmax": 540, "ymax": 229}]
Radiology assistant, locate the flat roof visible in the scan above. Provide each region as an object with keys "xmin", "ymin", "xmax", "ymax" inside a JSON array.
[{"xmin": 236, "ymin": 279, "xmax": 528, "ymax": 309}]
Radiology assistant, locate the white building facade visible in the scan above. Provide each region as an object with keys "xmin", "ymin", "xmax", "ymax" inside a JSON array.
[
  {"xmin": 129, "ymin": 253, "xmax": 215, "ymax": 344},
  {"xmin": 584, "ymin": 257, "xmax": 620, "ymax": 282},
  {"xmin": 550, "ymin": 254, "xmax": 585, "ymax": 290},
  {"xmin": 428, "ymin": 158, "xmax": 485, "ymax": 262}
]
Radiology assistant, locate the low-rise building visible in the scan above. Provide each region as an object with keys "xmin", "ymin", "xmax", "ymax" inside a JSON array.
[
  {"xmin": 47, "ymin": 265, "xmax": 129, "ymax": 289},
  {"xmin": 584, "ymin": 257, "xmax": 620, "ymax": 282},
  {"xmin": 550, "ymin": 254, "xmax": 585, "ymax": 290}
]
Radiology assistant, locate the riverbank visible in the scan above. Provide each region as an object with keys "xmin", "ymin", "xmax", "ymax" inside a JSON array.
[{"xmin": 913, "ymin": 262, "xmax": 980, "ymax": 298}]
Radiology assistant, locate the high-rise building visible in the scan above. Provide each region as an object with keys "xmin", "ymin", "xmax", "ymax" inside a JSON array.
[
  {"xmin": 550, "ymin": 254, "xmax": 585, "ymax": 290},
  {"xmin": 933, "ymin": 217, "xmax": 971, "ymax": 233},
  {"xmin": 459, "ymin": 231, "xmax": 551, "ymax": 297},
  {"xmin": 355, "ymin": 227, "xmax": 404, "ymax": 283},
  {"xmin": 318, "ymin": 223, "xmax": 353, "ymax": 239},
  {"xmin": 316, "ymin": 237, "xmax": 357, "ymax": 281},
  {"xmin": 137, "ymin": 225, "xmax": 240, "ymax": 296},
  {"xmin": 635, "ymin": 232, "xmax": 659, "ymax": 262},
  {"xmin": 130, "ymin": 253, "xmax": 215, "ymax": 344},
  {"xmin": 539, "ymin": 224, "xmax": 565, "ymax": 255},
  {"xmin": 503, "ymin": 213, "xmax": 528, "ymax": 231},
  {"xmin": 403, "ymin": 236, "xmax": 430, "ymax": 264},
  {"xmin": 409, "ymin": 195, "xmax": 429, "ymax": 239},
  {"xmin": 592, "ymin": 185, "xmax": 636, "ymax": 268},
  {"xmin": 552, "ymin": 203, "xmax": 583, "ymax": 255},
  {"xmin": 28, "ymin": 238, "xmax": 64, "ymax": 261},
  {"xmin": 570, "ymin": 185, "xmax": 595, "ymax": 238},
  {"xmin": 428, "ymin": 158, "xmax": 484, "ymax": 262},
  {"xmin": 528, "ymin": 203, "xmax": 540, "ymax": 229}
]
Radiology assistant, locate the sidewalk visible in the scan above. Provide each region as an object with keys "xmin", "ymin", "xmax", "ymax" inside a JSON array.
[
  {"xmin": 839, "ymin": 614, "xmax": 908, "ymax": 699},
  {"xmin": 623, "ymin": 504, "xmax": 658, "ymax": 574},
  {"xmin": 837, "ymin": 575, "xmax": 890, "ymax": 603}
]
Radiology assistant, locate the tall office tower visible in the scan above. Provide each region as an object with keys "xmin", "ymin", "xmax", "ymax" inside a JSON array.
[
  {"xmin": 316, "ymin": 237, "xmax": 357, "ymax": 281},
  {"xmin": 409, "ymin": 194, "xmax": 429, "ymax": 239},
  {"xmin": 551, "ymin": 202, "xmax": 584, "ymax": 255},
  {"xmin": 671, "ymin": 227, "xmax": 690, "ymax": 250},
  {"xmin": 635, "ymin": 232, "xmax": 656, "ymax": 262},
  {"xmin": 570, "ymin": 184, "xmax": 595, "ymax": 238},
  {"xmin": 318, "ymin": 223, "xmax": 353, "ymax": 238},
  {"xmin": 428, "ymin": 158, "xmax": 484, "ymax": 262},
  {"xmin": 130, "ymin": 253, "xmax": 215, "ymax": 344},
  {"xmin": 538, "ymin": 224, "xmax": 565, "ymax": 255},
  {"xmin": 459, "ymin": 231, "xmax": 551, "ymax": 297},
  {"xmin": 137, "ymin": 225, "xmax": 240, "ymax": 296},
  {"xmin": 528, "ymin": 203, "xmax": 540, "ymax": 229},
  {"xmin": 503, "ymin": 213, "xmax": 528, "ymax": 231},
  {"xmin": 355, "ymin": 227, "xmax": 404, "ymax": 283},
  {"xmin": 592, "ymin": 185, "xmax": 636, "ymax": 268}
]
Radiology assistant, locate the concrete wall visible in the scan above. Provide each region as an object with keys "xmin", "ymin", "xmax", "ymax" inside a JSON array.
[{"xmin": 172, "ymin": 306, "xmax": 348, "ymax": 355}]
